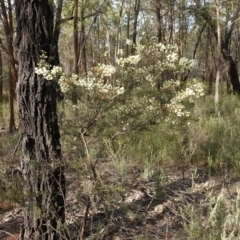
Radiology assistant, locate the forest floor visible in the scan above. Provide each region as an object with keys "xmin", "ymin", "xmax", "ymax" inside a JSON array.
[
  {"xmin": 0, "ymin": 158, "xmax": 240, "ymax": 240},
  {"xmin": 1, "ymin": 123, "xmax": 240, "ymax": 239}
]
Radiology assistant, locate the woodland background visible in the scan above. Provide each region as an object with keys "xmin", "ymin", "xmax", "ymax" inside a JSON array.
[{"xmin": 1, "ymin": 0, "xmax": 240, "ymax": 239}]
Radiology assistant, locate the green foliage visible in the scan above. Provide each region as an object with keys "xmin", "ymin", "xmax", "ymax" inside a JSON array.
[
  {"xmin": 38, "ymin": 42, "xmax": 204, "ymax": 148},
  {"xmin": 181, "ymin": 190, "xmax": 240, "ymax": 239},
  {"xmin": 56, "ymin": 78, "xmax": 240, "ymax": 238},
  {"xmin": 48, "ymin": 42, "xmax": 207, "ymax": 237},
  {"xmin": 0, "ymin": 129, "xmax": 23, "ymax": 206},
  {"xmin": 2, "ymin": 0, "xmax": 240, "ymax": 237},
  {"xmin": 184, "ymin": 94, "xmax": 240, "ymax": 175},
  {"xmin": 31, "ymin": 35, "xmax": 240, "ymax": 238},
  {"xmin": 0, "ymin": 100, "xmax": 23, "ymax": 207}
]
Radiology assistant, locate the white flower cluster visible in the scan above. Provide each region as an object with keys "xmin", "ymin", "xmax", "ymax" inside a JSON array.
[
  {"xmin": 167, "ymin": 79, "xmax": 205, "ymax": 117},
  {"xmin": 145, "ymin": 74, "xmax": 156, "ymax": 87},
  {"xmin": 117, "ymin": 54, "xmax": 141, "ymax": 66},
  {"xmin": 113, "ymin": 41, "xmax": 202, "ymax": 122},
  {"xmin": 179, "ymin": 57, "xmax": 194, "ymax": 69},
  {"xmin": 75, "ymin": 73, "xmax": 124, "ymax": 96},
  {"xmin": 96, "ymin": 63, "xmax": 116, "ymax": 77},
  {"xmin": 35, "ymin": 54, "xmax": 63, "ymax": 81},
  {"xmin": 167, "ymin": 102, "xmax": 189, "ymax": 117},
  {"xmin": 117, "ymin": 41, "xmax": 193, "ymax": 78},
  {"xmin": 118, "ymin": 49, "xmax": 124, "ymax": 56},
  {"xmin": 58, "ymin": 74, "xmax": 78, "ymax": 93},
  {"xmin": 59, "ymin": 70, "xmax": 124, "ymax": 97},
  {"xmin": 35, "ymin": 65, "xmax": 63, "ymax": 80},
  {"xmin": 184, "ymin": 79, "xmax": 205, "ymax": 101},
  {"xmin": 157, "ymin": 42, "xmax": 168, "ymax": 51},
  {"xmin": 166, "ymin": 52, "xmax": 178, "ymax": 62},
  {"xmin": 35, "ymin": 55, "xmax": 123, "ymax": 98},
  {"xmin": 162, "ymin": 80, "xmax": 181, "ymax": 91},
  {"xmin": 126, "ymin": 39, "xmax": 133, "ymax": 45}
]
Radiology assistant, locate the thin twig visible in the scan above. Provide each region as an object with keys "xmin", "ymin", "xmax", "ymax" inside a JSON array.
[{"xmin": 78, "ymin": 201, "xmax": 91, "ymax": 240}]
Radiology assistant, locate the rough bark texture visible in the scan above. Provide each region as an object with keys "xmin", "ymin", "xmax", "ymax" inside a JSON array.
[
  {"xmin": 15, "ymin": 1, "xmax": 66, "ymax": 239},
  {"xmin": 0, "ymin": 50, "xmax": 2, "ymax": 103},
  {"xmin": 221, "ymin": 48, "xmax": 240, "ymax": 94}
]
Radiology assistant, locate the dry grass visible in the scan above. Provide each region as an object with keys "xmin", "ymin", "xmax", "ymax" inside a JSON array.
[
  {"xmin": 0, "ymin": 202, "xmax": 18, "ymax": 212},
  {"xmin": 1, "ymin": 234, "xmax": 19, "ymax": 240}
]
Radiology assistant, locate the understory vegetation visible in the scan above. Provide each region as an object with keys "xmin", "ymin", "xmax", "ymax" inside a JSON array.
[
  {"xmin": 1, "ymin": 40, "xmax": 240, "ymax": 239},
  {"xmin": 1, "ymin": 0, "xmax": 240, "ymax": 239}
]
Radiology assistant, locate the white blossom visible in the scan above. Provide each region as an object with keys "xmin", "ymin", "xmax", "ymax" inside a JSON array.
[
  {"xmin": 35, "ymin": 54, "xmax": 62, "ymax": 81},
  {"xmin": 126, "ymin": 39, "xmax": 133, "ymax": 45},
  {"xmin": 167, "ymin": 79, "xmax": 205, "ymax": 117}
]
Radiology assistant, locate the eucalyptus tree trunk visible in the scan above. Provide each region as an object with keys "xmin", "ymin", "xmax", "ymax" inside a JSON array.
[
  {"xmin": 215, "ymin": 0, "xmax": 221, "ymax": 114},
  {"xmin": 132, "ymin": 0, "xmax": 141, "ymax": 53},
  {"xmin": 220, "ymin": 1, "xmax": 240, "ymax": 94},
  {"xmin": 0, "ymin": 0, "xmax": 18, "ymax": 132},
  {"xmin": 221, "ymin": 49, "xmax": 240, "ymax": 94},
  {"xmin": 126, "ymin": 0, "xmax": 131, "ymax": 57},
  {"xmin": 78, "ymin": 0, "xmax": 87, "ymax": 75},
  {"xmin": 155, "ymin": 0, "xmax": 163, "ymax": 43},
  {"xmin": 74, "ymin": 0, "xmax": 79, "ymax": 75},
  {"xmin": 53, "ymin": 0, "xmax": 64, "ymax": 66},
  {"xmin": 0, "ymin": 50, "xmax": 2, "ymax": 103},
  {"xmin": 8, "ymin": 63, "xmax": 15, "ymax": 132},
  {"xmin": 197, "ymin": 1, "xmax": 240, "ymax": 94},
  {"xmin": 115, "ymin": 0, "xmax": 125, "ymax": 59},
  {"xmin": 167, "ymin": 0, "xmax": 174, "ymax": 44},
  {"xmin": 15, "ymin": 1, "xmax": 66, "ymax": 239},
  {"xmin": 0, "ymin": 0, "xmax": 18, "ymax": 91}
]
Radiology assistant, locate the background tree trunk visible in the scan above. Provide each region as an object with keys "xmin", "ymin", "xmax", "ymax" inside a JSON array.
[
  {"xmin": 125, "ymin": 0, "xmax": 131, "ymax": 57},
  {"xmin": 155, "ymin": 0, "xmax": 163, "ymax": 43},
  {"xmin": 0, "ymin": 0, "xmax": 18, "ymax": 132},
  {"xmin": 52, "ymin": 0, "xmax": 63, "ymax": 66},
  {"xmin": 215, "ymin": 0, "xmax": 221, "ymax": 114},
  {"xmin": 221, "ymin": 48, "xmax": 240, "ymax": 94},
  {"xmin": 196, "ymin": 1, "xmax": 240, "ymax": 94},
  {"xmin": 8, "ymin": 65, "xmax": 15, "ymax": 132},
  {"xmin": 167, "ymin": 0, "xmax": 174, "ymax": 44},
  {"xmin": 15, "ymin": 0, "xmax": 66, "ymax": 239},
  {"xmin": 0, "ymin": 50, "xmax": 2, "ymax": 120},
  {"xmin": 74, "ymin": 0, "xmax": 79, "ymax": 75},
  {"xmin": 0, "ymin": 50, "xmax": 2, "ymax": 103},
  {"xmin": 79, "ymin": 0, "xmax": 87, "ymax": 75},
  {"xmin": 132, "ymin": 0, "xmax": 141, "ymax": 53}
]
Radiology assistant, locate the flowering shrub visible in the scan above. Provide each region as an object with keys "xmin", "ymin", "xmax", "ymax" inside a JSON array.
[
  {"xmin": 35, "ymin": 52, "xmax": 62, "ymax": 80},
  {"xmin": 35, "ymin": 41, "xmax": 205, "ymax": 137},
  {"xmin": 34, "ymin": 42, "xmax": 206, "ymax": 215},
  {"xmin": 166, "ymin": 79, "xmax": 206, "ymax": 118}
]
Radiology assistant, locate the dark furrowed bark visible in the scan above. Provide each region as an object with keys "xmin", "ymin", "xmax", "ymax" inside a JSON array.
[
  {"xmin": 221, "ymin": 48, "xmax": 240, "ymax": 94},
  {"xmin": 15, "ymin": 1, "xmax": 66, "ymax": 239},
  {"xmin": 0, "ymin": 50, "xmax": 2, "ymax": 103}
]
